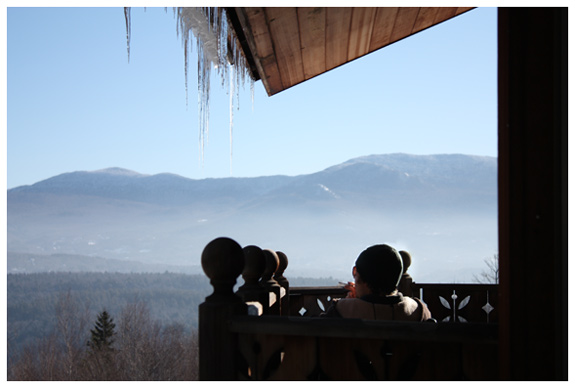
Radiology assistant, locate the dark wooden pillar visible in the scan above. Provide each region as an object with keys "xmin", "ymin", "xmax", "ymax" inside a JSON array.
[
  {"xmin": 274, "ymin": 251, "xmax": 290, "ymax": 315},
  {"xmin": 261, "ymin": 249, "xmax": 282, "ymax": 315},
  {"xmin": 199, "ymin": 237, "xmax": 247, "ymax": 380},
  {"xmin": 237, "ymin": 244, "xmax": 268, "ymax": 313},
  {"xmin": 497, "ymin": 7, "xmax": 568, "ymax": 380}
]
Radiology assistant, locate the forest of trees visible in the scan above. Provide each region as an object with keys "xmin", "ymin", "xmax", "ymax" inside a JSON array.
[
  {"xmin": 8, "ymin": 294, "xmax": 200, "ymax": 380},
  {"xmin": 7, "ymin": 271, "xmax": 339, "ymax": 380},
  {"xmin": 7, "ymin": 272, "xmax": 212, "ymax": 354}
]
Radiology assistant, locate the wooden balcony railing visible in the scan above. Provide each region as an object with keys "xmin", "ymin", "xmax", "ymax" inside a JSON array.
[
  {"xmin": 199, "ymin": 238, "xmax": 500, "ymax": 380},
  {"xmin": 231, "ymin": 315, "xmax": 498, "ymax": 380},
  {"xmin": 289, "ymin": 283, "xmax": 499, "ymax": 324},
  {"xmin": 288, "ymin": 286, "xmax": 349, "ymax": 317},
  {"xmin": 413, "ymin": 283, "xmax": 499, "ymax": 324}
]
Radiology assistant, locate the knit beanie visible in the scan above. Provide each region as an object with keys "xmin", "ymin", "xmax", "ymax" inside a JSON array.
[{"xmin": 355, "ymin": 244, "xmax": 403, "ymax": 295}]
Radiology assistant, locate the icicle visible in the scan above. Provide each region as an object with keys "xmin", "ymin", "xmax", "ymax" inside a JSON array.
[
  {"xmin": 229, "ymin": 65, "xmax": 234, "ymax": 175},
  {"xmin": 251, "ymin": 81, "xmax": 255, "ymax": 111},
  {"xmin": 176, "ymin": 7, "xmax": 224, "ymax": 163},
  {"xmin": 124, "ymin": 7, "xmax": 131, "ymax": 63},
  {"xmin": 197, "ymin": 36, "xmax": 211, "ymax": 163}
]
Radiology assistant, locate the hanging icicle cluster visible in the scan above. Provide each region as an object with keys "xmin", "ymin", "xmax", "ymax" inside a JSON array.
[
  {"xmin": 124, "ymin": 7, "xmax": 131, "ymax": 63},
  {"xmin": 124, "ymin": 7, "xmax": 255, "ymax": 170}
]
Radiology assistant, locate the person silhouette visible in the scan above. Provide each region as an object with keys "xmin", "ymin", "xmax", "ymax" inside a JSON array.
[{"xmin": 322, "ymin": 244, "xmax": 431, "ymax": 321}]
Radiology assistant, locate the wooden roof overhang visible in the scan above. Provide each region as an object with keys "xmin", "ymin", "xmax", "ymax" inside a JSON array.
[{"xmin": 226, "ymin": 7, "xmax": 474, "ymax": 96}]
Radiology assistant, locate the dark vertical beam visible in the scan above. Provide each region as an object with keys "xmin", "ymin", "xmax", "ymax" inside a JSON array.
[
  {"xmin": 199, "ymin": 237, "xmax": 247, "ymax": 380},
  {"xmin": 497, "ymin": 7, "xmax": 568, "ymax": 380}
]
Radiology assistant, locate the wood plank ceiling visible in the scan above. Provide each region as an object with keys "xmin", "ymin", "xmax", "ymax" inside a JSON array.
[{"xmin": 230, "ymin": 7, "xmax": 474, "ymax": 96}]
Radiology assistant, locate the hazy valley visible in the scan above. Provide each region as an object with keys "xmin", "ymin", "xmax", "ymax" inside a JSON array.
[{"xmin": 7, "ymin": 153, "xmax": 498, "ymax": 283}]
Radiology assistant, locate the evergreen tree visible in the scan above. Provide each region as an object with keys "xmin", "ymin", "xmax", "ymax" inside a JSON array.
[{"xmin": 87, "ymin": 310, "xmax": 116, "ymax": 352}]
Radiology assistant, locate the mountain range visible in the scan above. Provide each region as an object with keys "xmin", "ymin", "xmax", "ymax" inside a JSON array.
[{"xmin": 7, "ymin": 153, "xmax": 498, "ymax": 282}]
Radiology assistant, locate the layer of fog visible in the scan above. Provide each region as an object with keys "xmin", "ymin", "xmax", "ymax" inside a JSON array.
[{"xmin": 8, "ymin": 199, "xmax": 497, "ymax": 283}]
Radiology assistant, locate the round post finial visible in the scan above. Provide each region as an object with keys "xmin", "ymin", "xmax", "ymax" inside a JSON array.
[
  {"xmin": 241, "ymin": 245, "xmax": 267, "ymax": 286},
  {"xmin": 201, "ymin": 237, "xmax": 245, "ymax": 302},
  {"xmin": 237, "ymin": 245, "xmax": 268, "ymax": 314},
  {"xmin": 261, "ymin": 249, "xmax": 280, "ymax": 285},
  {"xmin": 261, "ymin": 249, "xmax": 282, "ymax": 314},
  {"xmin": 274, "ymin": 251, "xmax": 290, "ymax": 315},
  {"xmin": 274, "ymin": 250, "xmax": 289, "ymax": 285}
]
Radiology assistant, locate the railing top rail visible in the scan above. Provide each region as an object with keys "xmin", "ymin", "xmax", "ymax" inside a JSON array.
[
  {"xmin": 413, "ymin": 283, "xmax": 499, "ymax": 290},
  {"xmin": 289, "ymin": 286, "xmax": 348, "ymax": 295},
  {"xmin": 289, "ymin": 284, "xmax": 498, "ymax": 293},
  {"xmin": 229, "ymin": 315, "xmax": 498, "ymax": 344}
]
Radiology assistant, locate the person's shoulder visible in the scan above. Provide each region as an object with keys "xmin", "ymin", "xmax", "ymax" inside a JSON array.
[
  {"xmin": 398, "ymin": 295, "xmax": 419, "ymax": 310},
  {"xmin": 336, "ymin": 297, "xmax": 369, "ymax": 308},
  {"xmin": 333, "ymin": 297, "xmax": 375, "ymax": 319},
  {"xmin": 402, "ymin": 296, "xmax": 432, "ymax": 321}
]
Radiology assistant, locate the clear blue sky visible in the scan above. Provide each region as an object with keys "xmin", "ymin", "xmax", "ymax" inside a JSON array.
[{"xmin": 6, "ymin": 6, "xmax": 498, "ymax": 189}]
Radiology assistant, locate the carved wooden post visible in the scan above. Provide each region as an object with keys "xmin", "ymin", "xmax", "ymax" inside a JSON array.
[
  {"xmin": 199, "ymin": 237, "xmax": 247, "ymax": 380},
  {"xmin": 260, "ymin": 249, "xmax": 282, "ymax": 315},
  {"xmin": 237, "ymin": 245, "xmax": 267, "ymax": 315},
  {"xmin": 274, "ymin": 250, "xmax": 290, "ymax": 316},
  {"xmin": 398, "ymin": 250, "xmax": 414, "ymax": 297}
]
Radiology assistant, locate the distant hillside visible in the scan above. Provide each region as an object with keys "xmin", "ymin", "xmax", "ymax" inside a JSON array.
[
  {"xmin": 7, "ymin": 154, "xmax": 498, "ymax": 282},
  {"xmin": 248, "ymin": 153, "xmax": 496, "ymax": 213},
  {"xmin": 7, "ymin": 251, "xmax": 201, "ymax": 274},
  {"xmin": 8, "ymin": 166, "xmax": 295, "ymax": 207},
  {"xmin": 8, "ymin": 154, "xmax": 495, "ymax": 209}
]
